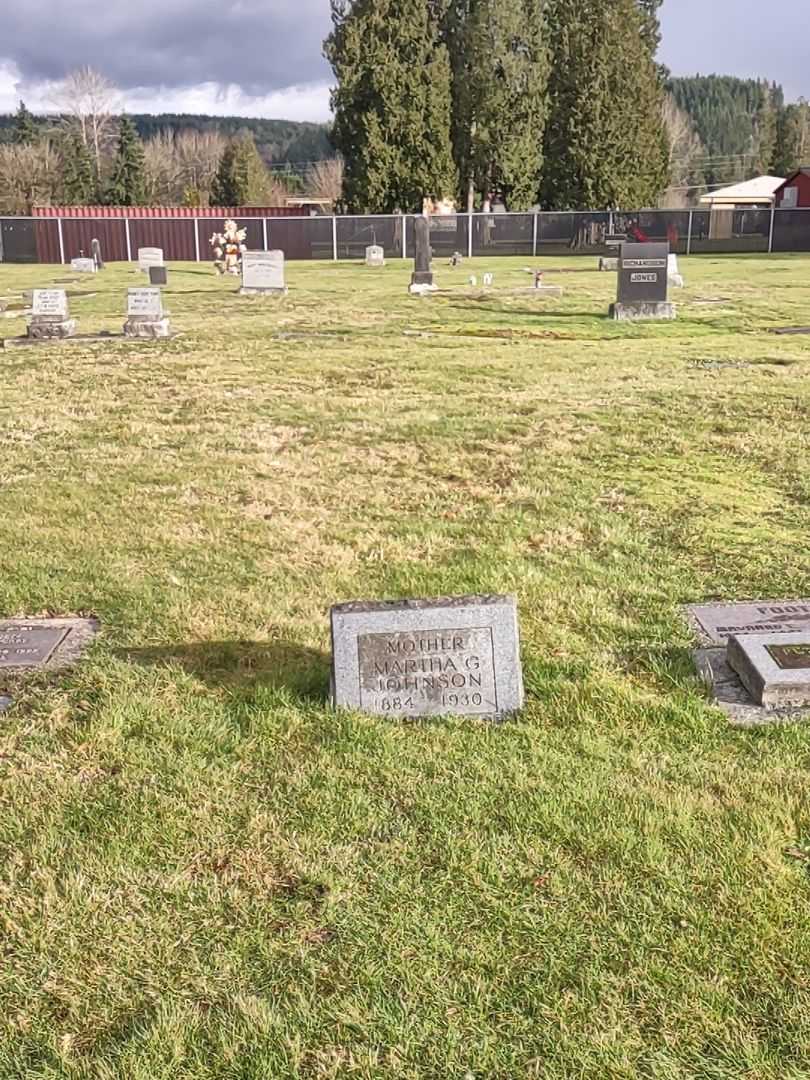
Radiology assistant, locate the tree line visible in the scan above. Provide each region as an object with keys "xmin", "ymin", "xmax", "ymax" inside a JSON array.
[
  {"xmin": 324, "ymin": 0, "xmax": 669, "ymax": 212},
  {"xmin": 665, "ymin": 75, "xmax": 809, "ymax": 199},
  {"xmin": 0, "ymin": 68, "xmax": 344, "ymax": 213}
]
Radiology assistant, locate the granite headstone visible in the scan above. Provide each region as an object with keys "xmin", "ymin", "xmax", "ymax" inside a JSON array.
[
  {"xmin": 124, "ymin": 287, "xmax": 170, "ymax": 338},
  {"xmin": 241, "ymin": 250, "xmax": 287, "ymax": 295},
  {"xmin": 610, "ymin": 242, "xmax": 675, "ymax": 321},
  {"xmin": 409, "ymin": 216, "xmax": 436, "ymax": 294},
  {"xmin": 28, "ymin": 289, "xmax": 76, "ymax": 339}
]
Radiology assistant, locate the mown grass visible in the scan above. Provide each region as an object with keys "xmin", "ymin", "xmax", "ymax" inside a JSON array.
[{"xmin": 1, "ymin": 254, "xmax": 810, "ymax": 1079}]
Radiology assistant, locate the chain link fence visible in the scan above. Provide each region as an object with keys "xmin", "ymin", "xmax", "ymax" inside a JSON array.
[{"xmin": 1, "ymin": 208, "xmax": 808, "ymax": 264}]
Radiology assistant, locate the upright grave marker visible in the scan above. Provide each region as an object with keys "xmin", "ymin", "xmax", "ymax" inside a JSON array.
[
  {"xmin": 330, "ymin": 595, "xmax": 524, "ymax": 719},
  {"xmin": 71, "ymin": 257, "xmax": 96, "ymax": 274},
  {"xmin": 240, "ymin": 250, "xmax": 287, "ymax": 295},
  {"xmin": 609, "ymin": 242, "xmax": 675, "ymax": 321},
  {"xmin": 409, "ymin": 216, "xmax": 436, "ymax": 294},
  {"xmin": 91, "ymin": 237, "xmax": 105, "ymax": 271},
  {"xmin": 124, "ymin": 287, "xmax": 170, "ymax": 338},
  {"xmin": 149, "ymin": 265, "xmax": 168, "ymax": 287},
  {"xmin": 138, "ymin": 247, "xmax": 164, "ymax": 274},
  {"xmin": 365, "ymin": 244, "xmax": 385, "ymax": 267},
  {"xmin": 28, "ymin": 289, "xmax": 76, "ymax": 339}
]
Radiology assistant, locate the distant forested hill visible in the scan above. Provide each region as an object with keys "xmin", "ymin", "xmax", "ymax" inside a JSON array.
[
  {"xmin": 667, "ymin": 75, "xmax": 783, "ymax": 186},
  {"xmin": 0, "ymin": 112, "xmax": 334, "ymax": 166}
]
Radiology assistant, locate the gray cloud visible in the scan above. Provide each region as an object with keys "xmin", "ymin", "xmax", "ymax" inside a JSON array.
[
  {"xmin": 660, "ymin": 0, "xmax": 810, "ymax": 100},
  {"xmin": 4, "ymin": 0, "xmax": 332, "ymax": 96}
]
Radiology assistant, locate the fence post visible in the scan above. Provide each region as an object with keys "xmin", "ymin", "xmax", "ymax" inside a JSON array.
[
  {"xmin": 687, "ymin": 210, "xmax": 693, "ymax": 256},
  {"xmin": 57, "ymin": 217, "xmax": 65, "ymax": 264},
  {"xmin": 262, "ymin": 217, "xmax": 268, "ymax": 252},
  {"xmin": 194, "ymin": 218, "xmax": 200, "ymax": 262},
  {"xmin": 768, "ymin": 206, "xmax": 776, "ymax": 254},
  {"xmin": 532, "ymin": 212, "xmax": 538, "ymax": 257},
  {"xmin": 468, "ymin": 213, "xmax": 473, "ymax": 259},
  {"xmin": 124, "ymin": 218, "xmax": 132, "ymax": 262},
  {"xmin": 332, "ymin": 216, "xmax": 338, "ymax": 261},
  {"xmin": 402, "ymin": 216, "xmax": 407, "ymax": 260}
]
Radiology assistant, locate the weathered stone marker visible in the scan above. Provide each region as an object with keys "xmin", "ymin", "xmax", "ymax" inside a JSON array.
[
  {"xmin": 727, "ymin": 633, "xmax": 810, "ymax": 710},
  {"xmin": 365, "ymin": 244, "xmax": 385, "ymax": 267},
  {"xmin": 668, "ymin": 253, "xmax": 684, "ymax": 288},
  {"xmin": 92, "ymin": 237, "xmax": 104, "ymax": 271},
  {"xmin": 0, "ymin": 617, "xmax": 97, "ymax": 670},
  {"xmin": 609, "ymin": 241, "xmax": 675, "ymax": 321},
  {"xmin": 409, "ymin": 216, "xmax": 436, "ymax": 294},
  {"xmin": 241, "ymin": 250, "xmax": 287, "ymax": 295},
  {"xmin": 138, "ymin": 247, "xmax": 164, "ymax": 273},
  {"xmin": 330, "ymin": 595, "xmax": 523, "ymax": 719},
  {"xmin": 71, "ymin": 257, "xmax": 96, "ymax": 274},
  {"xmin": 149, "ymin": 264, "xmax": 168, "ymax": 287},
  {"xmin": 28, "ymin": 289, "xmax": 76, "ymax": 339},
  {"xmin": 686, "ymin": 599, "xmax": 810, "ymax": 646},
  {"xmin": 124, "ymin": 287, "xmax": 170, "ymax": 338}
]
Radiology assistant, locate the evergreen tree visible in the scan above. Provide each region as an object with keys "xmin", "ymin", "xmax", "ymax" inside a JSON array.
[
  {"xmin": 541, "ymin": 0, "xmax": 668, "ymax": 209},
  {"xmin": 211, "ymin": 136, "xmax": 271, "ymax": 205},
  {"xmin": 12, "ymin": 100, "xmax": 38, "ymax": 145},
  {"xmin": 636, "ymin": 0, "xmax": 663, "ymax": 52},
  {"xmin": 773, "ymin": 101, "xmax": 810, "ymax": 176},
  {"xmin": 324, "ymin": 0, "xmax": 457, "ymax": 212},
  {"xmin": 106, "ymin": 117, "xmax": 146, "ymax": 205},
  {"xmin": 444, "ymin": 0, "xmax": 549, "ymax": 210},
  {"xmin": 61, "ymin": 133, "xmax": 96, "ymax": 204}
]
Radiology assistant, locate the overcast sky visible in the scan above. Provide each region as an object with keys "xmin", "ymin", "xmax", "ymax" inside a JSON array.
[{"xmin": 0, "ymin": 0, "xmax": 807, "ymax": 123}]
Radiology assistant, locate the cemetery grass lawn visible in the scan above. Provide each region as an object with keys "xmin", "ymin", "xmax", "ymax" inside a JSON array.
[{"xmin": 2, "ymin": 254, "xmax": 810, "ymax": 1080}]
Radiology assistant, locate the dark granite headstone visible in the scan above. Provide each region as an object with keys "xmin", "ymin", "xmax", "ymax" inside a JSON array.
[
  {"xmin": 610, "ymin": 242, "xmax": 675, "ymax": 321},
  {"xmin": 409, "ymin": 216, "xmax": 435, "ymax": 293},
  {"xmin": 91, "ymin": 238, "xmax": 105, "ymax": 271},
  {"xmin": 149, "ymin": 265, "xmax": 168, "ymax": 286}
]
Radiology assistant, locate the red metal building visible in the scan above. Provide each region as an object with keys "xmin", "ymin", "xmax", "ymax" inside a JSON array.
[{"xmin": 774, "ymin": 170, "xmax": 810, "ymax": 208}]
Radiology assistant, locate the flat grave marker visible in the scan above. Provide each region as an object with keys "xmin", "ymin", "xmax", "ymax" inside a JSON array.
[
  {"xmin": 330, "ymin": 595, "xmax": 523, "ymax": 720},
  {"xmin": 0, "ymin": 617, "xmax": 98, "ymax": 671},
  {"xmin": 686, "ymin": 599, "xmax": 810, "ymax": 646}
]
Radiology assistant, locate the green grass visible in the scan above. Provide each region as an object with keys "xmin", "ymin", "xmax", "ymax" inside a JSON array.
[{"xmin": 1, "ymin": 254, "xmax": 810, "ymax": 1079}]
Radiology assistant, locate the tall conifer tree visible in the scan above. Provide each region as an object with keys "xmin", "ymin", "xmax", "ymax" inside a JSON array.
[
  {"xmin": 324, "ymin": 0, "xmax": 457, "ymax": 212},
  {"xmin": 61, "ymin": 133, "xmax": 96, "ymax": 204},
  {"xmin": 444, "ymin": 0, "xmax": 549, "ymax": 210},
  {"xmin": 541, "ymin": 0, "xmax": 668, "ymax": 209},
  {"xmin": 13, "ymin": 101, "xmax": 38, "ymax": 145},
  {"xmin": 106, "ymin": 117, "xmax": 146, "ymax": 205}
]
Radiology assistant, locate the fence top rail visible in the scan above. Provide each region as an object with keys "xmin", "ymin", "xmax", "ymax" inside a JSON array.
[{"xmin": 2, "ymin": 207, "xmax": 809, "ymax": 224}]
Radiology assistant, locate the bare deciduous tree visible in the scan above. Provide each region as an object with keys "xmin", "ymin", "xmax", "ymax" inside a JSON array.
[
  {"xmin": 0, "ymin": 139, "xmax": 62, "ymax": 213},
  {"xmin": 143, "ymin": 129, "xmax": 227, "ymax": 206},
  {"xmin": 305, "ymin": 157, "xmax": 344, "ymax": 206},
  {"xmin": 52, "ymin": 66, "xmax": 120, "ymax": 187},
  {"xmin": 661, "ymin": 95, "xmax": 706, "ymax": 207}
]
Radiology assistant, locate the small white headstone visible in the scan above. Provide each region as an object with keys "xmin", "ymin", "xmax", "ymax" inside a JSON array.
[
  {"xmin": 365, "ymin": 244, "xmax": 385, "ymax": 267},
  {"xmin": 241, "ymin": 250, "xmax": 286, "ymax": 293},
  {"xmin": 32, "ymin": 289, "xmax": 68, "ymax": 318},
  {"xmin": 71, "ymin": 257, "xmax": 96, "ymax": 274},
  {"xmin": 127, "ymin": 288, "xmax": 163, "ymax": 318},
  {"xmin": 483, "ymin": 273, "xmax": 493, "ymax": 287},
  {"xmin": 469, "ymin": 275, "xmax": 477, "ymax": 287},
  {"xmin": 138, "ymin": 247, "xmax": 164, "ymax": 272},
  {"xmin": 668, "ymin": 253, "xmax": 684, "ymax": 288}
]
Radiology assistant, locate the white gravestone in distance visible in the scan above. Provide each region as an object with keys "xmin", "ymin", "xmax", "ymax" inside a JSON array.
[
  {"xmin": 138, "ymin": 247, "xmax": 164, "ymax": 273},
  {"xmin": 240, "ymin": 250, "xmax": 287, "ymax": 295},
  {"xmin": 71, "ymin": 257, "xmax": 97, "ymax": 274},
  {"xmin": 668, "ymin": 253, "xmax": 684, "ymax": 288},
  {"xmin": 365, "ymin": 244, "xmax": 385, "ymax": 267},
  {"xmin": 124, "ymin": 287, "xmax": 170, "ymax": 339},
  {"xmin": 28, "ymin": 289, "xmax": 76, "ymax": 339}
]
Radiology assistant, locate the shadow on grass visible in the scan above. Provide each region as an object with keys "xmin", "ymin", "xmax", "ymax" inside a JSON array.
[{"xmin": 121, "ymin": 640, "xmax": 330, "ymax": 703}]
